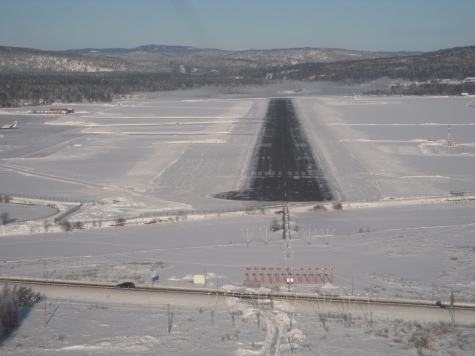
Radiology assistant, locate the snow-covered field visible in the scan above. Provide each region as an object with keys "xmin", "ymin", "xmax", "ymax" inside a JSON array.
[{"xmin": 1, "ymin": 87, "xmax": 474, "ymax": 354}]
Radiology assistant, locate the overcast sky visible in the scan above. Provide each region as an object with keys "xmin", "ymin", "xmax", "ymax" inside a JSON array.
[{"xmin": 0, "ymin": 0, "xmax": 473, "ymax": 52}]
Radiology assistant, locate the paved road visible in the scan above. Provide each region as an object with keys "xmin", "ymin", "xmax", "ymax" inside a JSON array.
[{"xmin": 11, "ymin": 282, "xmax": 474, "ymax": 326}]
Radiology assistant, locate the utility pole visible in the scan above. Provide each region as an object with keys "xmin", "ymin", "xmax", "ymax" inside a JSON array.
[
  {"xmin": 167, "ymin": 304, "xmax": 172, "ymax": 334},
  {"xmin": 450, "ymin": 290, "xmax": 455, "ymax": 326},
  {"xmin": 282, "ymin": 204, "xmax": 291, "ymax": 240}
]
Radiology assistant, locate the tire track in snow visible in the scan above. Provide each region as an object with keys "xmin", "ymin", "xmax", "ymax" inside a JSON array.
[{"xmin": 263, "ymin": 311, "xmax": 282, "ymax": 355}]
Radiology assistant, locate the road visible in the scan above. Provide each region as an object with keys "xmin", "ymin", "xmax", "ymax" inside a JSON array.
[{"xmin": 10, "ymin": 282, "xmax": 474, "ymax": 325}]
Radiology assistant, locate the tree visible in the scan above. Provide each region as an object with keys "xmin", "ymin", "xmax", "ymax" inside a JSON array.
[
  {"xmin": 60, "ymin": 219, "xmax": 72, "ymax": 232},
  {"xmin": 0, "ymin": 212, "xmax": 9, "ymax": 225},
  {"xmin": 16, "ymin": 287, "xmax": 40, "ymax": 307},
  {"xmin": 43, "ymin": 220, "xmax": 50, "ymax": 232},
  {"xmin": 0, "ymin": 284, "xmax": 40, "ymax": 338},
  {"xmin": 270, "ymin": 218, "xmax": 281, "ymax": 232},
  {"xmin": 73, "ymin": 221, "xmax": 83, "ymax": 229},
  {"xmin": 0, "ymin": 284, "xmax": 19, "ymax": 338}
]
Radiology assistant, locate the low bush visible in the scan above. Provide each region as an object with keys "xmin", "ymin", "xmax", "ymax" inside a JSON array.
[
  {"xmin": 73, "ymin": 221, "xmax": 84, "ymax": 229},
  {"xmin": 270, "ymin": 218, "xmax": 281, "ymax": 232},
  {"xmin": 0, "ymin": 212, "xmax": 9, "ymax": 225},
  {"xmin": 61, "ymin": 220, "xmax": 72, "ymax": 232},
  {"xmin": 333, "ymin": 202, "xmax": 343, "ymax": 210}
]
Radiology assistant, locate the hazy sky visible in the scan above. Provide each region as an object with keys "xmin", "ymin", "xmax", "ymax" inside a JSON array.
[{"xmin": 0, "ymin": 0, "xmax": 473, "ymax": 52}]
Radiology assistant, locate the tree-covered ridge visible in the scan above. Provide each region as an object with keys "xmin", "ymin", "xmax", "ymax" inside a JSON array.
[
  {"xmin": 243, "ymin": 46, "xmax": 475, "ymax": 82},
  {"xmin": 1, "ymin": 45, "xmax": 474, "ymax": 106},
  {"xmin": 0, "ymin": 72, "xmax": 263, "ymax": 106},
  {"xmin": 0, "ymin": 45, "xmax": 423, "ymax": 75},
  {"xmin": 0, "ymin": 46, "xmax": 141, "ymax": 73}
]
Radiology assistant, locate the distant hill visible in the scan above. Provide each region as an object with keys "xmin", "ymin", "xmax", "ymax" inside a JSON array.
[
  {"xmin": 0, "ymin": 44, "xmax": 424, "ymax": 74},
  {"xmin": 64, "ymin": 44, "xmax": 424, "ymax": 69},
  {"xmin": 0, "ymin": 46, "xmax": 142, "ymax": 72},
  {"xmin": 1, "ymin": 44, "xmax": 473, "ymax": 107},
  {"xmin": 252, "ymin": 46, "xmax": 475, "ymax": 81}
]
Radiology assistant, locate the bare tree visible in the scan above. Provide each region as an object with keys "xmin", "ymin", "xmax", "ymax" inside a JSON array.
[
  {"xmin": 270, "ymin": 218, "xmax": 281, "ymax": 232},
  {"xmin": 311, "ymin": 204, "xmax": 327, "ymax": 212},
  {"xmin": 0, "ymin": 212, "xmax": 10, "ymax": 225},
  {"xmin": 60, "ymin": 219, "xmax": 72, "ymax": 232},
  {"xmin": 73, "ymin": 221, "xmax": 84, "ymax": 229},
  {"xmin": 43, "ymin": 220, "xmax": 50, "ymax": 232}
]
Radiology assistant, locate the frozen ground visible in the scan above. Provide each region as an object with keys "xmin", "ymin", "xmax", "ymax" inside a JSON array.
[{"xmin": 0, "ymin": 86, "xmax": 474, "ymax": 354}]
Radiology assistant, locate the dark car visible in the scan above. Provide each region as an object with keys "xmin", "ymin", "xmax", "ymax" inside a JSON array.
[{"xmin": 117, "ymin": 282, "xmax": 135, "ymax": 288}]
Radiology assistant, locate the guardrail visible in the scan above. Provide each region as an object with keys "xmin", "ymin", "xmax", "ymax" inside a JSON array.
[
  {"xmin": 54, "ymin": 203, "xmax": 82, "ymax": 223},
  {"xmin": 2, "ymin": 275, "xmax": 474, "ymax": 310}
]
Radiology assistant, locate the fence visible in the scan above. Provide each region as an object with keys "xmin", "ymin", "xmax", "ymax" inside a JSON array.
[
  {"xmin": 351, "ymin": 190, "xmax": 475, "ymax": 203},
  {"xmin": 83, "ymin": 190, "xmax": 475, "ymax": 226},
  {"xmin": 0, "ymin": 198, "xmax": 60, "ymax": 224},
  {"xmin": 63, "ymin": 204, "xmax": 285, "ymax": 226},
  {"xmin": 10, "ymin": 208, "xmax": 60, "ymax": 224},
  {"xmin": 2, "ymin": 189, "xmax": 475, "ymax": 227},
  {"xmin": 0, "ymin": 191, "xmax": 96, "ymax": 204}
]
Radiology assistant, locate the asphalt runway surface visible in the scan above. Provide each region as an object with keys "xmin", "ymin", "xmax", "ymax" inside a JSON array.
[{"xmin": 216, "ymin": 98, "xmax": 332, "ymax": 201}]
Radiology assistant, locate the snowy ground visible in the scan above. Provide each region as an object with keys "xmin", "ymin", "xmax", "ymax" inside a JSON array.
[
  {"xmin": 0, "ymin": 86, "xmax": 474, "ymax": 354},
  {"xmin": 2, "ymin": 283, "xmax": 475, "ymax": 355}
]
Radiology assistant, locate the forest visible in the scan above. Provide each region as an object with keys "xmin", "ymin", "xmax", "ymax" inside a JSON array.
[
  {"xmin": 242, "ymin": 46, "xmax": 475, "ymax": 83},
  {"xmin": 364, "ymin": 82, "xmax": 475, "ymax": 96},
  {"xmin": 0, "ymin": 72, "xmax": 263, "ymax": 107},
  {"xmin": 1, "ymin": 45, "xmax": 474, "ymax": 106}
]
